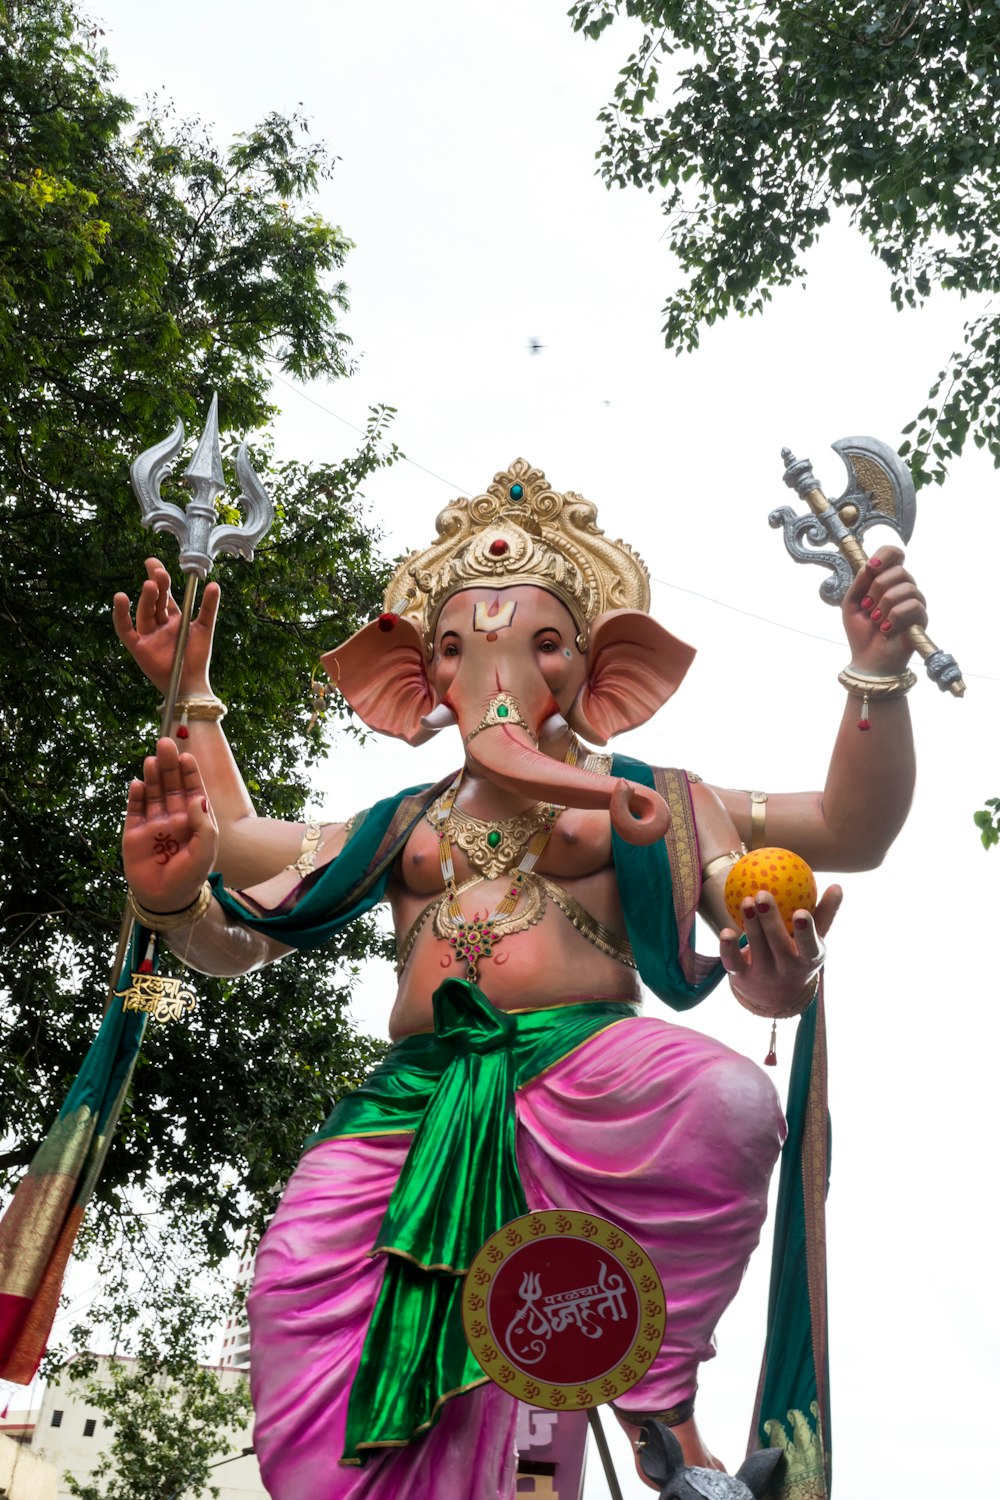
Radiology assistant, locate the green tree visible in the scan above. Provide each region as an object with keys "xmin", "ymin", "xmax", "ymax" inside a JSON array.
[
  {"xmin": 61, "ymin": 1295, "xmax": 253, "ymax": 1500},
  {"xmin": 569, "ymin": 1, "xmax": 1000, "ymax": 487},
  {"xmin": 0, "ymin": 0, "xmax": 397, "ymax": 1307}
]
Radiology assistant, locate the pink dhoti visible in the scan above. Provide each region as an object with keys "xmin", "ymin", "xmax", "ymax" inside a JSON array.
[{"xmin": 248, "ymin": 1011, "xmax": 785, "ymax": 1499}]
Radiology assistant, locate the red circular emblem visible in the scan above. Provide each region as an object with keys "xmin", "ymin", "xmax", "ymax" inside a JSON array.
[{"xmin": 462, "ymin": 1210, "xmax": 666, "ymax": 1409}]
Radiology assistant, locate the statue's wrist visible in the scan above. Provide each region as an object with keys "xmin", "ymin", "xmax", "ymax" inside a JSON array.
[
  {"xmin": 730, "ymin": 971, "xmax": 820, "ymax": 1019},
  {"xmin": 127, "ymin": 881, "xmax": 214, "ymax": 930}
]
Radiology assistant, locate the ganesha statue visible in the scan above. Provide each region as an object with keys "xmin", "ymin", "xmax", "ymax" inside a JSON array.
[{"xmin": 115, "ymin": 458, "xmax": 927, "ymax": 1498}]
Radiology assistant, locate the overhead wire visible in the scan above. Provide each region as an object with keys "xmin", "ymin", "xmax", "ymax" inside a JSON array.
[{"xmin": 270, "ymin": 374, "xmax": 1000, "ymax": 683}]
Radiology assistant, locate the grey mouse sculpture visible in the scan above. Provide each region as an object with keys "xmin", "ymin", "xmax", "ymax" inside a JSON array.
[{"xmin": 638, "ymin": 1421, "xmax": 785, "ymax": 1500}]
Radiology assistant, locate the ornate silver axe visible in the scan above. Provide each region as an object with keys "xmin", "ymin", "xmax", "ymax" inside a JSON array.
[
  {"xmin": 109, "ymin": 395, "xmax": 275, "ymax": 1017},
  {"xmin": 772, "ymin": 436, "xmax": 965, "ymax": 697}
]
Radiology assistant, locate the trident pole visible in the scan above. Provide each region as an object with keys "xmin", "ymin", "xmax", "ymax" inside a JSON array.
[{"xmin": 105, "ymin": 394, "xmax": 275, "ymax": 1008}]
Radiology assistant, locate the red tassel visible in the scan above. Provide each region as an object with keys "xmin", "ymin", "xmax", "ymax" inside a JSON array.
[
  {"xmin": 176, "ymin": 707, "xmax": 190, "ymax": 739},
  {"xmin": 857, "ymin": 692, "xmax": 870, "ymax": 732},
  {"xmin": 138, "ymin": 935, "xmax": 156, "ymax": 974},
  {"xmin": 764, "ymin": 1020, "xmax": 778, "ymax": 1067}
]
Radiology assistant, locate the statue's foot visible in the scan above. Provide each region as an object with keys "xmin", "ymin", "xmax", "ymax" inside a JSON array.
[{"xmin": 614, "ymin": 1407, "xmax": 726, "ymax": 1489}]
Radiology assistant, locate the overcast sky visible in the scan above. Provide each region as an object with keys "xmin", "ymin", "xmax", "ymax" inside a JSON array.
[{"xmin": 14, "ymin": 4, "xmax": 1000, "ymax": 1495}]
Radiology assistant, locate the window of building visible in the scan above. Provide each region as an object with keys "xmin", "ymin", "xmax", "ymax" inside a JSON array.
[
  {"xmin": 51, "ymin": 1410, "xmax": 63, "ymax": 1428},
  {"xmin": 83, "ymin": 1418, "xmax": 97, "ymax": 1437}
]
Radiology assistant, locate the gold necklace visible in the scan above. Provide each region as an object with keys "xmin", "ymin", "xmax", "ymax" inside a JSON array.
[
  {"xmin": 425, "ymin": 738, "xmax": 579, "ymax": 983},
  {"xmin": 442, "ymin": 801, "xmax": 556, "ymax": 878}
]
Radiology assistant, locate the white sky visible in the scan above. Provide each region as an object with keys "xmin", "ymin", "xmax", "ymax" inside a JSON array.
[{"xmin": 16, "ymin": 3, "xmax": 1000, "ymax": 1495}]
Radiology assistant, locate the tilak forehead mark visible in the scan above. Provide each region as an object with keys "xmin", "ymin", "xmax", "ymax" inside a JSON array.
[{"xmin": 473, "ymin": 596, "xmax": 517, "ymax": 633}]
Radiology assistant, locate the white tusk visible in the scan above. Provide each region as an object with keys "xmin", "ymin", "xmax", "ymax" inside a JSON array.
[
  {"xmin": 420, "ymin": 704, "xmax": 458, "ymax": 731},
  {"xmin": 539, "ymin": 712, "xmax": 569, "ymax": 740}
]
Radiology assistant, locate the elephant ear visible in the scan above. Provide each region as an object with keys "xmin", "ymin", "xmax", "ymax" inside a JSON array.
[
  {"xmin": 568, "ymin": 610, "xmax": 696, "ymax": 746},
  {"xmin": 321, "ymin": 616, "xmax": 437, "ymax": 746},
  {"xmin": 636, "ymin": 1420, "xmax": 685, "ymax": 1488},
  {"xmin": 735, "ymin": 1447, "xmax": 785, "ymax": 1498}
]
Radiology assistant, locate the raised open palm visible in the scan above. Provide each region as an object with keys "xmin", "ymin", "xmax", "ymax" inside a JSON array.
[
  {"xmin": 123, "ymin": 738, "xmax": 219, "ymax": 911},
  {"xmin": 113, "ymin": 557, "xmax": 221, "ymax": 696}
]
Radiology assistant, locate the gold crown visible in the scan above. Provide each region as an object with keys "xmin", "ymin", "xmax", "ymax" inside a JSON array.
[{"xmin": 384, "ymin": 458, "xmax": 651, "ymax": 652}]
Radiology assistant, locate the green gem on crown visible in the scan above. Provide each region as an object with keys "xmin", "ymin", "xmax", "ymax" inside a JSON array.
[
  {"xmin": 487, "ymin": 830, "xmax": 502, "ymax": 848},
  {"xmin": 496, "ymin": 703, "xmax": 509, "ymax": 718}
]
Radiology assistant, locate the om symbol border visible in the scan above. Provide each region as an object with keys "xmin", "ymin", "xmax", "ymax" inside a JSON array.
[{"xmin": 460, "ymin": 1209, "xmax": 666, "ymax": 1411}]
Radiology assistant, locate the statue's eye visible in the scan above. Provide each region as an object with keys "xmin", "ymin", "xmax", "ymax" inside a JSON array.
[{"xmin": 442, "ymin": 642, "xmax": 460, "ymax": 657}]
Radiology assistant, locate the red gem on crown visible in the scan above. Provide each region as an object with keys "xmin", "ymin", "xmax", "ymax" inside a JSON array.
[{"xmin": 489, "ymin": 539, "xmax": 509, "ymax": 557}]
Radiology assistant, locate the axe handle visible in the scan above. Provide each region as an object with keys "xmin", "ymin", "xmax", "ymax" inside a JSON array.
[{"xmin": 801, "ymin": 486, "xmax": 966, "ymax": 698}]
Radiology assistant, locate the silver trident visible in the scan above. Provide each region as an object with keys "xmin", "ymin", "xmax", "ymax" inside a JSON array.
[
  {"xmin": 772, "ymin": 436, "xmax": 965, "ymax": 697},
  {"xmin": 109, "ymin": 396, "xmax": 275, "ymax": 1016},
  {"xmin": 130, "ymin": 393, "xmax": 274, "ymax": 734}
]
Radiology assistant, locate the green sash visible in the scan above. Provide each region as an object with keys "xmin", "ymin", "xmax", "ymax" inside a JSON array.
[{"xmin": 313, "ymin": 981, "xmax": 637, "ymax": 1462}]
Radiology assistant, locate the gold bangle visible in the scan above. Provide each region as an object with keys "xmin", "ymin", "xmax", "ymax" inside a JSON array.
[
  {"xmin": 838, "ymin": 666, "xmax": 916, "ymax": 701},
  {"xmin": 464, "ymin": 692, "xmax": 536, "ymax": 744},
  {"xmin": 731, "ymin": 972, "xmax": 819, "ymax": 1020},
  {"xmin": 702, "ymin": 849, "xmax": 744, "ymax": 883},
  {"xmin": 128, "ymin": 881, "xmax": 214, "ymax": 932},
  {"xmin": 157, "ymin": 695, "xmax": 228, "ymax": 721}
]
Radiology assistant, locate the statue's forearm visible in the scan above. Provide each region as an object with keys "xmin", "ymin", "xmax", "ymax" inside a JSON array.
[
  {"xmin": 160, "ymin": 892, "xmax": 292, "ymax": 977},
  {"xmin": 816, "ymin": 695, "xmax": 915, "ymax": 868}
]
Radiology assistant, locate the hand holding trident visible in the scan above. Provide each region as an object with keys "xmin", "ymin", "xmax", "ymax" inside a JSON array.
[
  {"xmin": 772, "ymin": 435, "xmax": 965, "ymax": 697},
  {"xmin": 109, "ymin": 395, "xmax": 274, "ymax": 1014}
]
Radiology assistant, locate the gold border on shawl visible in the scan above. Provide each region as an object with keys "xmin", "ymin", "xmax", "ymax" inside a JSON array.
[
  {"xmin": 801, "ymin": 979, "xmax": 830, "ymax": 1451},
  {"xmin": 341, "ymin": 779, "xmax": 452, "ymax": 914},
  {"xmin": 338, "ymin": 1375, "xmax": 490, "ymax": 1463},
  {"xmin": 654, "ymin": 767, "xmax": 701, "ymax": 987}
]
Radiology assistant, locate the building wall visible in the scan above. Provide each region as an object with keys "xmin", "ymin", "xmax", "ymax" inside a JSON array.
[
  {"xmin": 30, "ymin": 1356, "xmax": 265, "ymax": 1500},
  {"xmin": 0, "ymin": 1430, "xmax": 57, "ymax": 1500},
  {"xmin": 217, "ymin": 1249, "xmax": 254, "ymax": 1373}
]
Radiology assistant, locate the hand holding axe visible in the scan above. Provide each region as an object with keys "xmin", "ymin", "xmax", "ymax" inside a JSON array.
[{"xmin": 772, "ymin": 436, "xmax": 965, "ymax": 696}]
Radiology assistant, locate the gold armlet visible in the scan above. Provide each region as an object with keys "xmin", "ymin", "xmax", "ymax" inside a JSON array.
[
  {"xmin": 127, "ymin": 881, "xmax": 214, "ymax": 932},
  {"xmin": 838, "ymin": 666, "xmax": 916, "ymax": 701},
  {"xmin": 287, "ymin": 820, "xmax": 324, "ymax": 876},
  {"xmin": 731, "ymin": 973, "xmax": 820, "ymax": 1020},
  {"xmin": 749, "ymin": 790, "xmax": 767, "ymax": 850},
  {"xmin": 464, "ymin": 693, "xmax": 536, "ymax": 744},
  {"xmin": 157, "ymin": 695, "xmax": 228, "ymax": 722},
  {"xmin": 701, "ymin": 849, "xmax": 744, "ymax": 884}
]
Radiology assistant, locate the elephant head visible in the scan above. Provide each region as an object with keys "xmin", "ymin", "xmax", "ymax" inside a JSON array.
[
  {"xmin": 637, "ymin": 1421, "xmax": 785, "ymax": 1500},
  {"xmin": 322, "ymin": 583, "xmax": 695, "ymax": 846}
]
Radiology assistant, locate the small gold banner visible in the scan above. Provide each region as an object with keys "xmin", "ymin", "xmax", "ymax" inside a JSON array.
[{"xmin": 121, "ymin": 972, "xmax": 197, "ymax": 1023}]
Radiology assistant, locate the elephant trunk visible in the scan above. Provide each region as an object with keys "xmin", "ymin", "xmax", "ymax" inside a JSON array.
[{"xmin": 466, "ymin": 721, "xmax": 670, "ymax": 846}]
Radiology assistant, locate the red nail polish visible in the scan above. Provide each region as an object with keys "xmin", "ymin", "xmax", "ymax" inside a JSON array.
[
  {"xmin": 870, "ymin": 608, "xmax": 882, "ymax": 622},
  {"xmin": 744, "ymin": 906, "xmax": 756, "ymax": 920},
  {"xmin": 794, "ymin": 916, "xmax": 809, "ymax": 930},
  {"xmin": 860, "ymin": 596, "xmax": 873, "ymax": 610},
  {"xmin": 870, "ymin": 557, "xmax": 882, "ymax": 569},
  {"xmin": 201, "ymin": 798, "xmax": 208, "ymax": 812},
  {"xmin": 755, "ymin": 900, "xmax": 770, "ymax": 914},
  {"xmin": 880, "ymin": 620, "xmax": 892, "ymax": 634}
]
